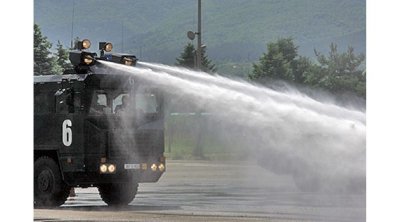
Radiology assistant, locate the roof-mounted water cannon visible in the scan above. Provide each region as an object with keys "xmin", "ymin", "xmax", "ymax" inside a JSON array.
[
  {"xmin": 97, "ymin": 40, "xmax": 138, "ymax": 66},
  {"xmin": 97, "ymin": 41, "xmax": 137, "ymax": 66},
  {"xmin": 70, "ymin": 38, "xmax": 96, "ymax": 66},
  {"xmin": 69, "ymin": 51, "xmax": 96, "ymax": 66},
  {"xmin": 69, "ymin": 39, "xmax": 139, "ymax": 70},
  {"xmin": 110, "ymin": 53, "xmax": 138, "ymax": 67},
  {"xmin": 69, "ymin": 51, "xmax": 97, "ymax": 73},
  {"xmin": 68, "ymin": 38, "xmax": 98, "ymax": 74}
]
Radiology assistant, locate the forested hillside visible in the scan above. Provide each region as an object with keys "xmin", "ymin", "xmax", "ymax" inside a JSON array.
[{"xmin": 34, "ymin": 0, "xmax": 365, "ymax": 68}]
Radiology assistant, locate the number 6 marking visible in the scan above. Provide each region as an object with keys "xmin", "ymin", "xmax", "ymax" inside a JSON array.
[{"xmin": 62, "ymin": 119, "xmax": 72, "ymax": 146}]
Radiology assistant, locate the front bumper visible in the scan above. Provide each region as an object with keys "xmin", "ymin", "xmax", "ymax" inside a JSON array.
[{"xmin": 63, "ymin": 157, "xmax": 165, "ymax": 186}]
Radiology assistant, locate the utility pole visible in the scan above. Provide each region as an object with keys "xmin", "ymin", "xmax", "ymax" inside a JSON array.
[
  {"xmin": 194, "ymin": 0, "xmax": 204, "ymax": 159},
  {"xmin": 187, "ymin": 0, "xmax": 202, "ymax": 70},
  {"xmin": 196, "ymin": 0, "xmax": 202, "ymax": 70},
  {"xmin": 186, "ymin": 0, "xmax": 205, "ymax": 159}
]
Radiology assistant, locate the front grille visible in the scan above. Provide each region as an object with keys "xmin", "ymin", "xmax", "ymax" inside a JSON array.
[{"xmin": 108, "ymin": 130, "xmax": 161, "ymax": 158}]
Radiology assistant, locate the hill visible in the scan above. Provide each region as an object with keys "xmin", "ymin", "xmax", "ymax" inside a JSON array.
[{"xmin": 34, "ymin": 0, "xmax": 365, "ymax": 72}]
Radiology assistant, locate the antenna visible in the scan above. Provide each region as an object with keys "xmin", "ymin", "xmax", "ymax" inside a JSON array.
[{"xmin": 70, "ymin": 0, "xmax": 75, "ymax": 49}]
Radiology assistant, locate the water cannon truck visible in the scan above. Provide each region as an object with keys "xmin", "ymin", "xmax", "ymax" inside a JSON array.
[{"xmin": 34, "ymin": 39, "xmax": 165, "ymax": 207}]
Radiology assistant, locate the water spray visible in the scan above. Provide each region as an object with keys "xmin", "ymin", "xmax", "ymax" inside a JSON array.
[{"xmin": 93, "ymin": 60, "xmax": 366, "ymax": 193}]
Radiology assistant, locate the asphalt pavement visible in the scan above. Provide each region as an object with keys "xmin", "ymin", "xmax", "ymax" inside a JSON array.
[{"xmin": 34, "ymin": 160, "xmax": 366, "ymax": 222}]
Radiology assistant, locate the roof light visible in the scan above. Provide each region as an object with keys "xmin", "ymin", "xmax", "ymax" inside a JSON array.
[
  {"xmin": 104, "ymin": 43, "xmax": 113, "ymax": 52},
  {"xmin": 99, "ymin": 42, "xmax": 113, "ymax": 52},
  {"xmin": 75, "ymin": 39, "xmax": 91, "ymax": 50},
  {"xmin": 82, "ymin": 39, "xmax": 91, "ymax": 49}
]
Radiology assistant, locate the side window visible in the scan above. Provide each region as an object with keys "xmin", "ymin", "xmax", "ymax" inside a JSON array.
[
  {"xmin": 96, "ymin": 94, "xmax": 107, "ymax": 106},
  {"xmin": 90, "ymin": 92, "xmax": 110, "ymax": 114}
]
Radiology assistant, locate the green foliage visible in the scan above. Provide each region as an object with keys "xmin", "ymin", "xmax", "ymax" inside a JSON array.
[
  {"xmin": 175, "ymin": 43, "xmax": 216, "ymax": 73},
  {"xmin": 307, "ymin": 44, "xmax": 366, "ymax": 97},
  {"xmin": 250, "ymin": 38, "xmax": 312, "ymax": 83},
  {"xmin": 175, "ymin": 43, "xmax": 195, "ymax": 68},
  {"xmin": 250, "ymin": 39, "xmax": 366, "ymax": 98},
  {"xmin": 34, "ymin": 24, "xmax": 60, "ymax": 75},
  {"xmin": 201, "ymin": 47, "xmax": 217, "ymax": 73},
  {"xmin": 56, "ymin": 41, "xmax": 73, "ymax": 73}
]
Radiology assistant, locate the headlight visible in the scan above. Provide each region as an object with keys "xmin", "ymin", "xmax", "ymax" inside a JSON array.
[
  {"xmin": 158, "ymin": 163, "xmax": 165, "ymax": 172},
  {"xmin": 100, "ymin": 163, "xmax": 116, "ymax": 174},
  {"xmin": 150, "ymin": 163, "xmax": 157, "ymax": 172},
  {"xmin": 100, "ymin": 164, "xmax": 107, "ymax": 173},
  {"xmin": 108, "ymin": 164, "xmax": 116, "ymax": 173},
  {"xmin": 82, "ymin": 39, "xmax": 91, "ymax": 49}
]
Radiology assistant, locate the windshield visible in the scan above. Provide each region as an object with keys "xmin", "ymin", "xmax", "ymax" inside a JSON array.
[{"xmin": 88, "ymin": 87, "xmax": 161, "ymax": 116}]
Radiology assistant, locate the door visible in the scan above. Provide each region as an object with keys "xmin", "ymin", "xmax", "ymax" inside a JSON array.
[{"xmin": 55, "ymin": 86, "xmax": 85, "ymax": 172}]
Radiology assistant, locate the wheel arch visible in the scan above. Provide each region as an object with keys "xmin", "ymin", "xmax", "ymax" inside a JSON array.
[
  {"xmin": 34, "ymin": 150, "xmax": 65, "ymax": 181},
  {"xmin": 34, "ymin": 155, "xmax": 70, "ymax": 207}
]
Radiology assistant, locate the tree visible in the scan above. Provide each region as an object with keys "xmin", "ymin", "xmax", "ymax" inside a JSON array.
[
  {"xmin": 34, "ymin": 24, "xmax": 60, "ymax": 75},
  {"xmin": 200, "ymin": 46, "xmax": 216, "ymax": 73},
  {"xmin": 56, "ymin": 41, "xmax": 73, "ymax": 73},
  {"xmin": 176, "ymin": 43, "xmax": 195, "ymax": 68},
  {"xmin": 176, "ymin": 43, "xmax": 216, "ymax": 72},
  {"xmin": 250, "ymin": 39, "xmax": 366, "ymax": 99},
  {"xmin": 306, "ymin": 43, "xmax": 366, "ymax": 98},
  {"xmin": 250, "ymin": 38, "xmax": 311, "ymax": 83}
]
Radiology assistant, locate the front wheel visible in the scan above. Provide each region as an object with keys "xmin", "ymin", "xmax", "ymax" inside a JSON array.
[
  {"xmin": 34, "ymin": 156, "xmax": 70, "ymax": 207},
  {"xmin": 98, "ymin": 182, "xmax": 138, "ymax": 206}
]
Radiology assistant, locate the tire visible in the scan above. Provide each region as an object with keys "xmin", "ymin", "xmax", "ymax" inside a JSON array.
[
  {"xmin": 34, "ymin": 156, "xmax": 70, "ymax": 207},
  {"xmin": 98, "ymin": 182, "xmax": 138, "ymax": 206}
]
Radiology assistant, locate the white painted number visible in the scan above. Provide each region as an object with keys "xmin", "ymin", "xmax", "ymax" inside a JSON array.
[{"xmin": 62, "ymin": 119, "xmax": 72, "ymax": 146}]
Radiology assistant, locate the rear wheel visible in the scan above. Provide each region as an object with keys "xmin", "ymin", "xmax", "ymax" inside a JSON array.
[
  {"xmin": 98, "ymin": 182, "xmax": 138, "ymax": 206},
  {"xmin": 34, "ymin": 156, "xmax": 70, "ymax": 207}
]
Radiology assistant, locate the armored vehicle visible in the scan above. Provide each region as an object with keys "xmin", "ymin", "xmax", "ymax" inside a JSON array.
[{"xmin": 34, "ymin": 40, "xmax": 165, "ymax": 206}]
